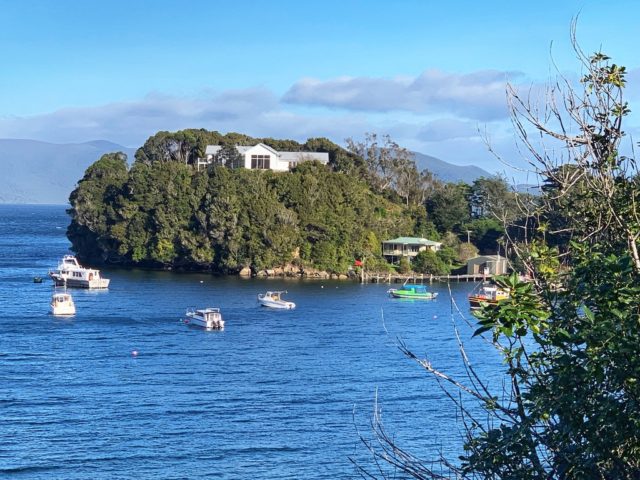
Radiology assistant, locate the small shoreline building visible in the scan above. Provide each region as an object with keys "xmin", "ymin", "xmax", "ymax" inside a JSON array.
[
  {"xmin": 382, "ymin": 236, "xmax": 442, "ymax": 265},
  {"xmin": 466, "ymin": 255, "xmax": 508, "ymax": 276},
  {"xmin": 197, "ymin": 143, "xmax": 329, "ymax": 171}
]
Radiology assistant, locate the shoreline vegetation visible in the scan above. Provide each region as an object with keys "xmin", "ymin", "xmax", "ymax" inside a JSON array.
[{"xmin": 67, "ymin": 130, "xmax": 522, "ymax": 277}]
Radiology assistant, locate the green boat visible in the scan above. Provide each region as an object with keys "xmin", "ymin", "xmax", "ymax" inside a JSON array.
[{"xmin": 388, "ymin": 284, "xmax": 438, "ymax": 299}]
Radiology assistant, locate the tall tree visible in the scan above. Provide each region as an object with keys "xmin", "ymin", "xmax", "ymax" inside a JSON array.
[
  {"xmin": 358, "ymin": 30, "xmax": 640, "ymax": 479},
  {"xmin": 468, "ymin": 175, "xmax": 516, "ymax": 221},
  {"xmin": 345, "ymin": 133, "xmax": 416, "ymax": 193},
  {"xmin": 425, "ymin": 182, "xmax": 471, "ymax": 233}
]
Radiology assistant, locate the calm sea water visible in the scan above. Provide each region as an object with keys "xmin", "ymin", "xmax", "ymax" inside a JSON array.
[{"xmin": 0, "ymin": 204, "xmax": 504, "ymax": 479}]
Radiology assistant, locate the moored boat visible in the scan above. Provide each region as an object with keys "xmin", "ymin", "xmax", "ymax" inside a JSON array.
[
  {"xmin": 468, "ymin": 284, "xmax": 510, "ymax": 309},
  {"xmin": 184, "ymin": 307, "xmax": 225, "ymax": 329},
  {"xmin": 388, "ymin": 284, "xmax": 438, "ymax": 299},
  {"xmin": 49, "ymin": 255, "xmax": 110, "ymax": 289},
  {"xmin": 257, "ymin": 291, "xmax": 296, "ymax": 309},
  {"xmin": 50, "ymin": 292, "xmax": 76, "ymax": 316}
]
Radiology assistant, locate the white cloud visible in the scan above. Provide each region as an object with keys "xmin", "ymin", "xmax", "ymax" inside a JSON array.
[
  {"xmin": 0, "ymin": 88, "xmax": 384, "ymax": 150},
  {"xmin": 626, "ymin": 67, "xmax": 640, "ymax": 102},
  {"xmin": 0, "ymin": 88, "xmax": 280, "ymax": 146},
  {"xmin": 283, "ymin": 69, "xmax": 525, "ymax": 121},
  {"xmin": 0, "ymin": 79, "xmax": 527, "ymax": 179},
  {"xmin": 417, "ymin": 118, "xmax": 482, "ymax": 142}
]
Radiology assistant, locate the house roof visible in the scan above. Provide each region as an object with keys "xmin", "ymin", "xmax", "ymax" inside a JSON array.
[
  {"xmin": 204, "ymin": 144, "xmax": 327, "ymax": 163},
  {"xmin": 279, "ymin": 151, "xmax": 329, "ymax": 164},
  {"xmin": 205, "ymin": 145, "xmax": 222, "ymax": 155},
  {"xmin": 382, "ymin": 236, "xmax": 442, "ymax": 246},
  {"xmin": 467, "ymin": 255, "xmax": 506, "ymax": 262},
  {"xmin": 243, "ymin": 143, "xmax": 280, "ymax": 155}
]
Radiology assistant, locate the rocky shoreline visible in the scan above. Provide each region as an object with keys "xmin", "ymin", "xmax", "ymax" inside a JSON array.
[{"xmin": 239, "ymin": 264, "xmax": 357, "ymax": 280}]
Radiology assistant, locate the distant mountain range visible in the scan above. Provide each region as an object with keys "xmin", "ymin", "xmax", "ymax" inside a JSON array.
[
  {"xmin": 0, "ymin": 139, "xmax": 136, "ymax": 204},
  {"xmin": 412, "ymin": 151, "xmax": 492, "ymax": 184},
  {"xmin": 0, "ymin": 139, "xmax": 495, "ymax": 205}
]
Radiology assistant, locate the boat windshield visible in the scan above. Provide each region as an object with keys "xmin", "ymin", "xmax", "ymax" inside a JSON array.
[{"xmin": 405, "ymin": 285, "xmax": 427, "ymax": 293}]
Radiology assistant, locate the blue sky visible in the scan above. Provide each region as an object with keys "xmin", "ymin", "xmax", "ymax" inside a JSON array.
[{"xmin": 1, "ymin": 0, "xmax": 639, "ymax": 179}]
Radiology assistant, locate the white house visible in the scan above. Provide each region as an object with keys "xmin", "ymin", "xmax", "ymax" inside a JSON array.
[{"xmin": 197, "ymin": 143, "xmax": 329, "ymax": 171}]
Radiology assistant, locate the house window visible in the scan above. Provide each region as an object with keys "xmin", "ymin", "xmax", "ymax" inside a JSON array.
[
  {"xmin": 251, "ymin": 155, "xmax": 270, "ymax": 169},
  {"xmin": 230, "ymin": 155, "xmax": 244, "ymax": 169}
]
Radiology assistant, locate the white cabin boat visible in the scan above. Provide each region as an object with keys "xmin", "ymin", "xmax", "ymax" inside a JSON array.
[
  {"xmin": 49, "ymin": 255, "xmax": 110, "ymax": 289},
  {"xmin": 50, "ymin": 292, "xmax": 76, "ymax": 316},
  {"xmin": 184, "ymin": 307, "xmax": 224, "ymax": 330},
  {"xmin": 257, "ymin": 291, "xmax": 296, "ymax": 309}
]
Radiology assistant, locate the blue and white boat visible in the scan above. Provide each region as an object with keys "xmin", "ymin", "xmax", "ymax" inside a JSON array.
[{"xmin": 388, "ymin": 284, "xmax": 438, "ymax": 299}]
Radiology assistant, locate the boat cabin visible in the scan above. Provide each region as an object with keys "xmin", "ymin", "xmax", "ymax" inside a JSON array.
[
  {"xmin": 403, "ymin": 284, "xmax": 428, "ymax": 294},
  {"xmin": 197, "ymin": 308, "xmax": 222, "ymax": 321},
  {"xmin": 62, "ymin": 255, "xmax": 81, "ymax": 268},
  {"xmin": 52, "ymin": 292, "xmax": 73, "ymax": 303}
]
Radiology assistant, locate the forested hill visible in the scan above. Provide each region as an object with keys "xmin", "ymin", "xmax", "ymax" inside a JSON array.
[
  {"xmin": 66, "ymin": 136, "xmax": 417, "ymax": 273},
  {"xmin": 67, "ymin": 129, "xmax": 517, "ymax": 275}
]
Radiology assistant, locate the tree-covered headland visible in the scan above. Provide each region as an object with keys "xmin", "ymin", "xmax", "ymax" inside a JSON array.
[{"xmin": 67, "ymin": 131, "xmax": 520, "ymax": 276}]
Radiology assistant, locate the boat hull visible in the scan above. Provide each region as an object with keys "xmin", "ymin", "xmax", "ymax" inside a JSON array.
[
  {"xmin": 258, "ymin": 299, "xmax": 296, "ymax": 309},
  {"xmin": 185, "ymin": 317, "xmax": 225, "ymax": 329},
  {"xmin": 389, "ymin": 291, "xmax": 437, "ymax": 299},
  {"xmin": 468, "ymin": 296, "xmax": 503, "ymax": 309},
  {"xmin": 50, "ymin": 273, "xmax": 110, "ymax": 289},
  {"xmin": 51, "ymin": 305, "xmax": 76, "ymax": 316},
  {"xmin": 184, "ymin": 308, "xmax": 225, "ymax": 330},
  {"xmin": 257, "ymin": 292, "xmax": 296, "ymax": 309}
]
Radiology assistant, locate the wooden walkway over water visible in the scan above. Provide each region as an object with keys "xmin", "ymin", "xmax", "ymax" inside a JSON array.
[{"xmin": 361, "ymin": 272, "xmax": 490, "ymax": 284}]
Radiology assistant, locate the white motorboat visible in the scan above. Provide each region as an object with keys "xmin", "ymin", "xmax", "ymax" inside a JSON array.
[
  {"xmin": 49, "ymin": 255, "xmax": 110, "ymax": 289},
  {"xmin": 257, "ymin": 291, "xmax": 296, "ymax": 309},
  {"xmin": 50, "ymin": 292, "xmax": 76, "ymax": 316},
  {"xmin": 184, "ymin": 307, "xmax": 225, "ymax": 329}
]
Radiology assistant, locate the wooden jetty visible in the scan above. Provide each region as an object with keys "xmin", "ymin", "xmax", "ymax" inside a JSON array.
[{"xmin": 361, "ymin": 272, "xmax": 490, "ymax": 284}]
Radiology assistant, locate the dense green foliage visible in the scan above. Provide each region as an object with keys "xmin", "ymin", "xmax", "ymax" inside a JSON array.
[
  {"xmin": 461, "ymin": 51, "xmax": 640, "ymax": 479},
  {"xmin": 133, "ymin": 129, "xmax": 364, "ymax": 174},
  {"xmin": 67, "ymin": 149, "xmax": 414, "ymax": 273},
  {"xmin": 68, "ymin": 129, "xmax": 519, "ymax": 275},
  {"xmin": 361, "ymin": 48, "xmax": 640, "ymax": 479},
  {"xmin": 411, "ymin": 249, "xmax": 449, "ymax": 275}
]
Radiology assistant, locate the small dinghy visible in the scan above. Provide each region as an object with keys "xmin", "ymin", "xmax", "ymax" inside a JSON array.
[{"xmin": 257, "ymin": 291, "xmax": 296, "ymax": 309}]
